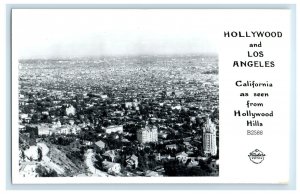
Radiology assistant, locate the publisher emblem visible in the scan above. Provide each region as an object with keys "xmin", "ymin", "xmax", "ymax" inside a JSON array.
[{"xmin": 248, "ymin": 149, "xmax": 266, "ymax": 164}]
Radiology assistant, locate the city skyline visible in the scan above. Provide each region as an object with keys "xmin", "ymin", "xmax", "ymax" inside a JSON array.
[{"xmin": 18, "ymin": 55, "xmax": 219, "ymax": 177}]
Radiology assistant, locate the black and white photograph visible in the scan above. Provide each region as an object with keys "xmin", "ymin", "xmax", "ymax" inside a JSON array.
[
  {"xmin": 14, "ymin": 9, "xmax": 219, "ymax": 178},
  {"xmin": 11, "ymin": 7, "xmax": 294, "ymax": 186}
]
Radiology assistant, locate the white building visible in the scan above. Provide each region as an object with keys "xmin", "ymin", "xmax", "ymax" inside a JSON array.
[
  {"xmin": 137, "ymin": 126, "xmax": 158, "ymax": 143},
  {"xmin": 20, "ymin": 113, "xmax": 29, "ymax": 119},
  {"xmin": 176, "ymin": 151, "xmax": 188, "ymax": 163},
  {"xmin": 66, "ymin": 105, "xmax": 76, "ymax": 116},
  {"xmin": 101, "ymin": 95, "xmax": 108, "ymax": 99},
  {"xmin": 165, "ymin": 144, "xmax": 178, "ymax": 150},
  {"xmin": 203, "ymin": 117, "xmax": 218, "ymax": 156},
  {"xmin": 37, "ymin": 123, "xmax": 80, "ymax": 136},
  {"xmin": 19, "ymin": 125, "xmax": 26, "ymax": 131},
  {"xmin": 36, "ymin": 124, "xmax": 54, "ymax": 136},
  {"xmin": 104, "ymin": 125, "xmax": 123, "ymax": 134},
  {"xmin": 102, "ymin": 161, "xmax": 121, "ymax": 174}
]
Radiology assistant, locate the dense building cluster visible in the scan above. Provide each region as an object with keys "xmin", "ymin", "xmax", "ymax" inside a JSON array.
[{"xmin": 18, "ymin": 55, "xmax": 219, "ymax": 177}]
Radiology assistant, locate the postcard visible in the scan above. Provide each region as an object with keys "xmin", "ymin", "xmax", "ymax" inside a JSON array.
[{"xmin": 11, "ymin": 8, "xmax": 293, "ymax": 184}]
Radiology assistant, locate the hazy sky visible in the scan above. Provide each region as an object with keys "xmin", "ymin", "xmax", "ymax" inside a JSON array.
[{"xmin": 13, "ymin": 9, "xmax": 218, "ymax": 59}]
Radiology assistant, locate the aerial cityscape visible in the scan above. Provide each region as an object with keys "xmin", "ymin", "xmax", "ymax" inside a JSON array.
[{"xmin": 18, "ymin": 55, "xmax": 219, "ymax": 177}]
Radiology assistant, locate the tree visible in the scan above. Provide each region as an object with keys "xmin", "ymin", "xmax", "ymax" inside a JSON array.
[
  {"xmin": 119, "ymin": 152, "xmax": 127, "ymax": 168},
  {"xmin": 36, "ymin": 165, "xmax": 58, "ymax": 177},
  {"xmin": 138, "ymin": 151, "xmax": 149, "ymax": 171},
  {"xmin": 94, "ymin": 154, "xmax": 103, "ymax": 170},
  {"xmin": 21, "ymin": 150, "xmax": 25, "ymax": 161},
  {"xmin": 211, "ymin": 108, "xmax": 219, "ymax": 122},
  {"xmin": 37, "ymin": 147, "xmax": 43, "ymax": 162},
  {"xmin": 185, "ymin": 158, "xmax": 192, "ymax": 166},
  {"xmin": 198, "ymin": 159, "xmax": 211, "ymax": 172},
  {"xmin": 31, "ymin": 113, "xmax": 39, "ymax": 124}
]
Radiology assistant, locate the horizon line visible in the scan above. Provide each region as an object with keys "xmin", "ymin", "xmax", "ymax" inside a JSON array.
[{"xmin": 18, "ymin": 53, "xmax": 218, "ymax": 61}]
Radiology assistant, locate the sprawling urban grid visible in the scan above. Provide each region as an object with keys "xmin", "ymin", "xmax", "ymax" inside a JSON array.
[{"xmin": 18, "ymin": 55, "xmax": 219, "ymax": 177}]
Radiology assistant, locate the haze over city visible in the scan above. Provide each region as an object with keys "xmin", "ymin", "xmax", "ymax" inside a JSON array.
[{"xmin": 13, "ymin": 9, "xmax": 218, "ymax": 59}]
